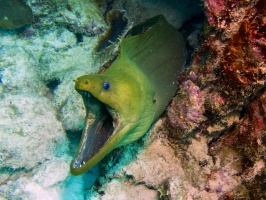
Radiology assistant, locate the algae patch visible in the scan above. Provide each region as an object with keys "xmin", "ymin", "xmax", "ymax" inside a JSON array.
[{"xmin": 0, "ymin": 0, "xmax": 33, "ymax": 29}]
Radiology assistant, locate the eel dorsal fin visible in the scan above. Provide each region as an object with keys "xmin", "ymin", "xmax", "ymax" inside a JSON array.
[{"xmin": 120, "ymin": 15, "xmax": 186, "ymax": 119}]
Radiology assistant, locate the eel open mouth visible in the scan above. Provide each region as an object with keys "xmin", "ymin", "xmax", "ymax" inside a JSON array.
[{"xmin": 71, "ymin": 90, "xmax": 114, "ymax": 170}]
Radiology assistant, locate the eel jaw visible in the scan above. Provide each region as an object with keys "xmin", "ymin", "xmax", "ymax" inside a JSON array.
[{"xmin": 70, "ymin": 90, "xmax": 117, "ymax": 175}]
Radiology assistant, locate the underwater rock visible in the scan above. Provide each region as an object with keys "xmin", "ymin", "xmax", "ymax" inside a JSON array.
[
  {"xmin": 220, "ymin": 4, "xmax": 266, "ymax": 85},
  {"xmin": 100, "ymin": 179, "xmax": 158, "ymax": 200},
  {"xmin": 37, "ymin": 29, "xmax": 102, "ymax": 130},
  {"xmin": 0, "ymin": 0, "xmax": 33, "ymax": 29},
  {"xmin": 0, "ymin": 94, "xmax": 68, "ymax": 170},
  {"xmin": 94, "ymin": 9, "xmax": 129, "ymax": 52},
  {"xmin": 167, "ymin": 0, "xmax": 265, "ymax": 139},
  {"xmin": 53, "ymin": 0, "xmax": 106, "ymax": 36},
  {"xmin": 0, "ymin": 45, "xmax": 44, "ymax": 93},
  {"xmin": 167, "ymin": 80, "xmax": 206, "ymax": 138},
  {"xmin": 105, "ymin": 122, "xmax": 218, "ymax": 200},
  {"xmin": 95, "ymin": 0, "xmax": 204, "ymax": 28},
  {"xmin": 209, "ymin": 90, "xmax": 266, "ymax": 162},
  {"xmin": 204, "ymin": 0, "xmax": 266, "ymax": 85},
  {"xmin": 0, "ymin": 93, "xmax": 70, "ymax": 199},
  {"xmin": 0, "ymin": 0, "xmax": 106, "ymax": 198},
  {"xmin": 164, "ymin": 0, "xmax": 266, "ymax": 198},
  {"xmin": 124, "ymin": 132, "xmax": 185, "ymax": 189}
]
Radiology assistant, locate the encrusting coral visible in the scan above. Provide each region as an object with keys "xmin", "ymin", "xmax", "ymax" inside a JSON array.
[
  {"xmin": 167, "ymin": 80, "xmax": 206, "ymax": 135},
  {"xmin": 167, "ymin": 0, "xmax": 265, "ymax": 139},
  {"xmin": 164, "ymin": 0, "xmax": 266, "ymax": 198}
]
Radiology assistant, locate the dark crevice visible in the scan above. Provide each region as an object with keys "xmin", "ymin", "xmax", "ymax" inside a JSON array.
[
  {"xmin": 75, "ymin": 33, "xmax": 83, "ymax": 43},
  {"xmin": 207, "ymin": 123, "xmax": 237, "ymax": 147},
  {"xmin": 239, "ymin": 106, "xmax": 247, "ymax": 119},
  {"xmin": 242, "ymin": 155, "xmax": 254, "ymax": 169},
  {"xmin": 45, "ymin": 78, "xmax": 61, "ymax": 92},
  {"xmin": 66, "ymin": 130, "xmax": 82, "ymax": 156},
  {"xmin": 179, "ymin": 13, "xmax": 205, "ymax": 66},
  {"xmin": 103, "ymin": 0, "xmax": 115, "ymax": 22},
  {"xmin": 94, "ymin": 10, "xmax": 129, "ymax": 52},
  {"xmin": 0, "ymin": 167, "xmax": 27, "ymax": 175}
]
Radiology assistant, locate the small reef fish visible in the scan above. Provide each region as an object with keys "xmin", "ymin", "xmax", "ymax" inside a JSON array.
[
  {"xmin": 0, "ymin": 0, "xmax": 33, "ymax": 29},
  {"xmin": 70, "ymin": 15, "xmax": 186, "ymax": 175}
]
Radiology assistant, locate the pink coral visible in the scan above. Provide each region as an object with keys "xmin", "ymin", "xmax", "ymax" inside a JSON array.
[
  {"xmin": 166, "ymin": 0, "xmax": 266, "ymax": 198},
  {"xmin": 167, "ymin": 80, "xmax": 206, "ymax": 137}
]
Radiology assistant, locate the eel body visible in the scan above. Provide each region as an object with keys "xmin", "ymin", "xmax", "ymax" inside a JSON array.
[{"xmin": 71, "ymin": 15, "xmax": 186, "ymax": 175}]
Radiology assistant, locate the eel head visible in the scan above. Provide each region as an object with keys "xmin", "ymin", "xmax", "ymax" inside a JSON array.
[{"xmin": 70, "ymin": 69, "xmax": 154, "ymax": 175}]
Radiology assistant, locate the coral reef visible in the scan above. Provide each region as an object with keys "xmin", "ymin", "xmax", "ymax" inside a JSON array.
[
  {"xmin": 95, "ymin": 0, "xmax": 203, "ymax": 28},
  {"xmin": 167, "ymin": 80, "xmax": 206, "ymax": 135},
  {"xmin": 168, "ymin": 0, "xmax": 265, "ymax": 139},
  {"xmin": 1, "ymin": 0, "xmax": 264, "ymax": 199},
  {"xmin": 53, "ymin": 0, "xmax": 106, "ymax": 37},
  {"xmin": 164, "ymin": 0, "xmax": 266, "ymax": 198},
  {"xmin": 96, "ymin": 179, "xmax": 158, "ymax": 200}
]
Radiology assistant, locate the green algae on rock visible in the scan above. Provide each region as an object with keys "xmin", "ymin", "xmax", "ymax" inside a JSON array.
[
  {"xmin": 70, "ymin": 15, "xmax": 186, "ymax": 175},
  {"xmin": 0, "ymin": 0, "xmax": 33, "ymax": 29}
]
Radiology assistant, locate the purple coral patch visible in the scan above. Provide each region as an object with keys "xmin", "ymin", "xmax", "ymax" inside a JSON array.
[{"xmin": 167, "ymin": 80, "xmax": 206, "ymax": 136}]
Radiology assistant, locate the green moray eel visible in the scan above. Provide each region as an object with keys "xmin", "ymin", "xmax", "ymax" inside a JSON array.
[{"xmin": 70, "ymin": 15, "xmax": 186, "ymax": 175}]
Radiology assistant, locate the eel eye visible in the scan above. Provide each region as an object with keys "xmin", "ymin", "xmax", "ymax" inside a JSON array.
[{"xmin": 103, "ymin": 82, "xmax": 110, "ymax": 90}]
